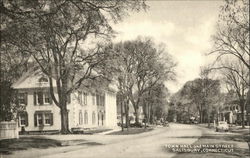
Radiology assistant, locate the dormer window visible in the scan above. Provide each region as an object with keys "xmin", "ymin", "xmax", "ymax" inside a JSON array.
[{"xmin": 39, "ymin": 77, "xmax": 48, "ymax": 83}]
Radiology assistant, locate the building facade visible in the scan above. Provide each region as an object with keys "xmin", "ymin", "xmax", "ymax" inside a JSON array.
[{"xmin": 12, "ymin": 69, "xmax": 117, "ymax": 132}]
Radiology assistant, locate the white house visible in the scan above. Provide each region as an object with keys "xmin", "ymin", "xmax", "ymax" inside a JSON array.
[{"xmin": 12, "ymin": 68, "xmax": 117, "ymax": 132}]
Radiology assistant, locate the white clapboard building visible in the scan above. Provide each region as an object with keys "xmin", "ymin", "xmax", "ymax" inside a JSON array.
[{"xmin": 12, "ymin": 68, "xmax": 117, "ymax": 132}]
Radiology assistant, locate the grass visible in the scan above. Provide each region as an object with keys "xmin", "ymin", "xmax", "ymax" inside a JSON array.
[
  {"xmin": 107, "ymin": 127, "xmax": 153, "ymax": 135},
  {"xmin": 0, "ymin": 137, "xmax": 62, "ymax": 155},
  {"xmin": 84, "ymin": 128, "xmax": 112, "ymax": 134},
  {"xmin": 0, "ymin": 136, "xmax": 101, "ymax": 155}
]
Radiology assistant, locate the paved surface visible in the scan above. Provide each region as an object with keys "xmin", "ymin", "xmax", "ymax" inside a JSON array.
[{"xmin": 40, "ymin": 124, "xmax": 202, "ymax": 158}]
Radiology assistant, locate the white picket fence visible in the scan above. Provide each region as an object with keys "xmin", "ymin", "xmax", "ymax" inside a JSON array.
[{"xmin": 0, "ymin": 121, "xmax": 19, "ymax": 139}]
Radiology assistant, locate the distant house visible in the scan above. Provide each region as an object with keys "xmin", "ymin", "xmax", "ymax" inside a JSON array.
[
  {"xmin": 12, "ymin": 69, "xmax": 117, "ymax": 132},
  {"xmin": 219, "ymin": 100, "xmax": 247, "ymax": 125}
]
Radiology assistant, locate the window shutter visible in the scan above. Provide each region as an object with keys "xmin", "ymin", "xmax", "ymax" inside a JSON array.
[
  {"xmin": 24, "ymin": 92, "xmax": 28, "ymax": 105},
  {"xmin": 38, "ymin": 92, "xmax": 43, "ymax": 105},
  {"xmin": 49, "ymin": 92, "xmax": 53, "ymax": 104},
  {"xmin": 34, "ymin": 92, "xmax": 37, "ymax": 105},
  {"xmin": 50, "ymin": 113, "xmax": 53, "ymax": 126},
  {"xmin": 34, "ymin": 113, "xmax": 37, "ymax": 127},
  {"xmin": 25, "ymin": 112, "xmax": 28, "ymax": 126}
]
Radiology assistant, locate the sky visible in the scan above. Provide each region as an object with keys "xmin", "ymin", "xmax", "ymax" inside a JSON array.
[{"xmin": 112, "ymin": 0, "xmax": 224, "ymax": 93}]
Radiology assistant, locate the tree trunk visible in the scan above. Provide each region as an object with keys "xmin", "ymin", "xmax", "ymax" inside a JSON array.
[
  {"xmin": 125, "ymin": 99, "xmax": 129, "ymax": 130},
  {"xmin": 134, "ymin": 107, "xmax": 139, "ymax": 124},
  {"xmin": 199, "ymin": 109, "xmax": 202, "ymax": 124},
  {"xmin": 60, "ymin": 105, "xmax": 70, "ymax": 134},
  {"xmin": 59, "ymin": 78, "xmax": 70, "ymax": 134},
  {"xmin": 240, "ymin": 99, "xmax": 245, "ymax": 128},
  {"xmin": 121, "ymin": 99, "xmax": 124, "ymax": 132},
  {"xmin": 207, "ymin": 112, "xmax": 210, "ymax": 128}
]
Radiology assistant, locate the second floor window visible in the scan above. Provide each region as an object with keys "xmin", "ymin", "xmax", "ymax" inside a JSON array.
[
  {"xmin": 34, "ymin": 91, "xmax": 52, "ymax": 105},
  {"xmin": 78, "ymin": 91, "xmax": 87, "ymax": 105},
  {"xmin": 92, "ymin": 93, "xmax": 96, "ymax": 105},
  {"xmin": 18, "ymin": 92, "xmax": 27, "ymax": 105},
  {"xmin": 83, "ymin": 92, "xmax": 87, "ymax": 105},
  {"xmin": 96, "ymin": 94, "xmax": 105, "ymax": 106}
]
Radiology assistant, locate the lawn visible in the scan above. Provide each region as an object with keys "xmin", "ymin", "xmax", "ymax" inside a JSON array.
[
  {"xmin": 0, "ymin": 137, "xmax": 62, "ymax": 155},
  {"xmin": 108, "ymin": 127, "xmax": 153, "ymax": 135},
  {"xmin": 83, "ymin": 128, "xmax": 112, "ymax": 134},
  {"xmin": 0, "ymin": 137, "xmax": 99, "ymax": 155}
]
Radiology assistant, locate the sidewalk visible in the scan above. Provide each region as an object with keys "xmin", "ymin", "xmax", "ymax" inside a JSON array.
[{"xmin": 96, "ymin": 127, "xmax": 121, "ymax": 135}]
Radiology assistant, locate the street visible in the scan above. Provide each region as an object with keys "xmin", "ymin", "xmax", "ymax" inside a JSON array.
[
  {"xmin": 41, "ymin": 124, "xmax": 202, "ymax": 158},
  {"xmin": 3, "ymin": 123, "xmax": 249, "ymax": 158}
]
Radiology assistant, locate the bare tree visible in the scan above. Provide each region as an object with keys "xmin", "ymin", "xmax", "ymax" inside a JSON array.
[
  {"xmin": 220, "ymin": 59, "xmax": 249, "ymax": 128},
  {"xmin": 211, "ymin": 0, "xmax": 249, "ymax": 69}
]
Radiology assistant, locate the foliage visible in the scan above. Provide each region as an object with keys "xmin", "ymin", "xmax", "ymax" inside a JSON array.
[
  {"xmin": 1, "ymin": 0, "xmax": 146, "ymax": 133},
  {"xmin": 173, "ymin": 77, "xmax": 221, "ymax": 123},
  {"xmin": 111, "ymin": 37, "xmax": 176, "ymax": 123}
]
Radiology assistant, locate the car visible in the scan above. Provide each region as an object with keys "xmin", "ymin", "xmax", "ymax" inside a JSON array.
[
  {"xmin": 71, "ymin": 127, "xmax": 84, "ymax": 134},
  {"xmin": 192, "ymin": 120, "xmax": 198, "ymax": 124},
  {"xmin": 216, "ymin": 121, "xmax": 229, "ymax": 132}
]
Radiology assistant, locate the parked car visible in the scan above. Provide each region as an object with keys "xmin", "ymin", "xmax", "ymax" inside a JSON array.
[
  {"xmin": 216, "ymin": 121, "xmax": 229, "ymax": 132},
  {"xmin": 163, "ymin": 121, "xmax": 169, "ymax": 127},
  {"xmin": 71, "ymin": 127, "xmax": 84, "ymax": 134},
  {"xmin": 193, "ymin": 120, "xmax": 198, "ymax": 124}
]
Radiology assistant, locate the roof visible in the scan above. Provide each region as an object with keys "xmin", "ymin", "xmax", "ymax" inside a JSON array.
[
  {"xmin": 11, "ymin": 68, "xmax": 56, "ymax": 89},
  {"xmin": 12, "ymin": 67, "xmax": 118, "ymax": 93}
]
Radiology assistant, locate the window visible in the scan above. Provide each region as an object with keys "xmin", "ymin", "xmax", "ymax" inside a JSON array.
[
  {"xmin": 101, "ymin": 95, "xmax": 105, "ymax": 106},
  {"xmin": 96, "ymin": 94, "xmax": 100, "ymax": 106},
  {"xmin": 18, "ymin": 93, "xmax": 27, "ymax": 105},
  {"xmin": 44, "ymin": 113, "xmax": 51, "ymax": 125},
  {"xmin": 19, "ymin": 112, "xmax": 28, "ymax": 127},
  {"xmin": 34, "ymin": 91, "xmax": 52, "ymax": 105},
  {"xmin": 96, "ymin": 94, "xmax": 105, "ymax": 106},
  {"xmin": 78, "ymin": 91, "xmax": 82, "ymax": 104},
  {"xmin": 84, "ymin": 111, "xmax": 88, "ymax": 124},
  {"xmin": 39, "ymin": 77, "xmax": 48, "ymax": 83},
  {"xmin": 79, "ymin": 111, "xmax": 83, "ymax": 125},
  {"xmin": 37, "ymin": 114, "xmax": 43, "ymax": 126},
  {"xmin": 92, "ymin": 112, "xmax": 96, "ymax": 124},
  {"xmin": 92, "ymin": 93, "xmax": 95, "ymax": 105},
  {"xmin": 44, "ymin": 92, "xmax": 50, "ymax": 104},
  {"xmin": 34, "ymin": 112, "xmax": 53, "ymax": 126},
  {"xmin": 83, "ymin": 92, "xmax": 87, "ymax": 105}
]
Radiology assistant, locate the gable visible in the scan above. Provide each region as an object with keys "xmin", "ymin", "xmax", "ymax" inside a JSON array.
[{"xmin": 12, "ymin": 69, "xmax": 56, "ymax": 89}]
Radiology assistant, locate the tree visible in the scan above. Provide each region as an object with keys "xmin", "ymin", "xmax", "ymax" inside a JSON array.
[
  {"xmin": 1, "ymin": 0, "xmax": 146, "ymax": 133},
  {"xmin": 0, "ymin": 36, "xmax": 30, "ymax": 121},
  {"xmin": 179, "ymin": 77, "xmax": 221, "ymax": 124},
  {"xmin": 211, "ymin": 0, "xmax": 249, "ymax": 69},
  {"xmin": 142, "ymin": 83, "xmax": 169, "ymax": 125},
  {"xmin": 111, "ymin": 37, "xmax": 176, "ymax": 124},
  {"xmin": 220, "ymin": 59, "xmax": 249, "ymax": 128},
  {"xmin": 211, "ymin": 0, "xmax": 250, "ymax": 117}
]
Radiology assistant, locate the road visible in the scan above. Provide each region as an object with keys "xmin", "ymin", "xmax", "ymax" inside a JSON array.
[{"xmin": 42, "ymin": 124, "xmax": 202, "ymax": 158}]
